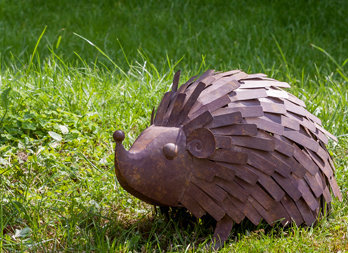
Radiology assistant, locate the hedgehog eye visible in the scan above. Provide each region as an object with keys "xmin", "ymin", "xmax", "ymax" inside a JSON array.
[{"xmin": 163, "ymin": 143, "xmax": 178, "ymax": 160}]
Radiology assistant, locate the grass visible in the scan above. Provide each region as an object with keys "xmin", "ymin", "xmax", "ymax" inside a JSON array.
[
  {"xmin": 0, "ymin": 0, "xmax": 347, "ymax": 252},
  {"xmin": 1, "ymin": 0, "xmax": 348, "ymax": 74}
]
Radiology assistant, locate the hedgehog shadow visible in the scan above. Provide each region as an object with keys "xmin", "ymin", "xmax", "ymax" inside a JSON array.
[{"xmin": 156, "ymin": 206, "xmax": 302, "ymax": 244}]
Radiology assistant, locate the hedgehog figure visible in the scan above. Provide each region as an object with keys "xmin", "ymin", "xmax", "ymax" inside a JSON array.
[{"xmin": 113, "ymin": 70, "xmax": 342, "ymax": 246}]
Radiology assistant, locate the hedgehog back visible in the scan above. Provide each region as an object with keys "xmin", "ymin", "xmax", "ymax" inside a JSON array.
[{"xmin": 152, "ymin": 70, "xmax": 342, "ymax": 226}]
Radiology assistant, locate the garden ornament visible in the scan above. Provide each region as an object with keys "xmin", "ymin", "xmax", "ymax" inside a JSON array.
[{"xmin": 113, "ymin": 70, "xmax": 342, "ymax": 247}]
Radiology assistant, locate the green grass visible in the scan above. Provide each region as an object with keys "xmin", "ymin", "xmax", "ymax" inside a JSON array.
[
  {"xmin": 1, "ymin": 0, "xmax": 348, "ymax": 75},
  {"xmin": 0, "ymin": 0, "xmax": 347, "ymax": 252}
]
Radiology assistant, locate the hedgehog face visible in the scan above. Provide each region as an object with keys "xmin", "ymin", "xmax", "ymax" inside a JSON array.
[
  {"xmin": 129, "ymin": 126, "xmax": 184, "ymax": 159},
  {"xmin": 114, "ymin": 126, "xmax": 193, "ymax": 206}
]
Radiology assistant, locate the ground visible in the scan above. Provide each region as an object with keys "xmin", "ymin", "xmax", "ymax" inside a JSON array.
[{"xmin": 0, "ymin": 0, "xmax": 347, "ymax": 252}]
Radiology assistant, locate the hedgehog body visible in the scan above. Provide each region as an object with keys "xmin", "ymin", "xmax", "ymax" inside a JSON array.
[{"xmin": 113, "ymin": 70, "xmax": 342, "ymax": 244}]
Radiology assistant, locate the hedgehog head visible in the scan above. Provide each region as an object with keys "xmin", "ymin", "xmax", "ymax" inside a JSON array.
[
  {"xmin": 114, "ymin": 126, "xmax": 186, "ymax": 206},
  {"xmin": 113, "ymin": 124, "xmax": 218, "ymax": 207}
]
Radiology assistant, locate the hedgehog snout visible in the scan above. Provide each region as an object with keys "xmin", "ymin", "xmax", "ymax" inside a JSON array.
[{"xmin": 113, "ymin": 130, "xmax": 125, "ymax": 143}]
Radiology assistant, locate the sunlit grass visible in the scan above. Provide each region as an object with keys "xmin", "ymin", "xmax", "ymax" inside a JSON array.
[{"xmin": 0, "ymin": 51, "xmax": 347, "ymax": 251}]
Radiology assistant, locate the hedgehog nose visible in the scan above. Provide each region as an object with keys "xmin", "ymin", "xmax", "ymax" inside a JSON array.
[{"xmin": 113, "ymin": 130, "xmax": 125, "ymax": 143}]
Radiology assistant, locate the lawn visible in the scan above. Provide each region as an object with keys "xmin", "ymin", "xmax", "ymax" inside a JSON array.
[{"xmin": 0, "ymin": 0, "xmax": 347, "ymax": 252}]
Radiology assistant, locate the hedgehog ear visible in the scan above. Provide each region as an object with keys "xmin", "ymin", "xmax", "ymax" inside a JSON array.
[{"xmin": 186, "ymin": 128, "xmax": 216, "ymax": 159}]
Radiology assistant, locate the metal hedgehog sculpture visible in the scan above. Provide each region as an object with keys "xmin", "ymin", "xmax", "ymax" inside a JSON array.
[{"xmin": 113, "ymin": 70, "xmax": 342, "ymax": 246}]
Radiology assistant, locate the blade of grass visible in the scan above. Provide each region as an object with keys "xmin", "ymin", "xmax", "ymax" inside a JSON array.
[
  {"xmin": 73, "ymin": 33, "xmax": 128, "ymax": 79},
  {"xmin": 27, "ymin": 26, "xmax": 47, "ymax": 74},
  {"xmin": 311, "ymin": 44, "xmax": 347, "ymax": 78}
]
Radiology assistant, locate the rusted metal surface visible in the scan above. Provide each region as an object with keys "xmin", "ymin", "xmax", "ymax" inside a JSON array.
[{"xmin": 113, "ymin": 70, "xmax": 342, "ymax": 246}]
